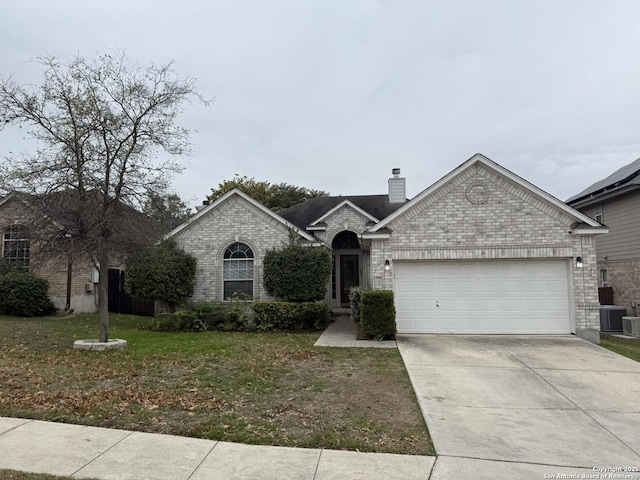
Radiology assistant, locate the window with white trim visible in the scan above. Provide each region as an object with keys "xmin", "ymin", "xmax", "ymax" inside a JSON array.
[
  {"xmin": 594, "ymin": 205, "xmax": 603, "ymax": 224},
  {"xmin": 600, "ymin": 269, "xmax": 608, "ymax": 288},
  {"xmin": 223, "ymin": 242, "xmax": 254, "ymax": 299},
  {"xmin": 2, "ymin": 225, "xmax": 30, "ymax": 268}
]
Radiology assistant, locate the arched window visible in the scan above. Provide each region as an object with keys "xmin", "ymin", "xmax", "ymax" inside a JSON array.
[
  {"xmin": 332, "ymin": 231, "xmax": 360, "ymax": 249},
  {"xmin": 223, "ymin": 242, "xmax": 254, "ymax": 300},
  {"xmin": 2, "ymin": 225, "xmax": 30, "ymax": 268}
]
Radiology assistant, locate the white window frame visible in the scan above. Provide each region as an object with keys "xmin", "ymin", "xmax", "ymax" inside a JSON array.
[
  {"xmin": 2, "ymin": 225, "xmax": 30, "ymax": 268},
  {"xmin": 222, "ymin": 242, "xmax": 254, "ymax": 300},
  {"xmin": 594, "ymin": 205, "xmax": 603, "ymax": 224},
  {"xmin": 600, "ymin": 269, "xmax": 608, "ymax": 288}
]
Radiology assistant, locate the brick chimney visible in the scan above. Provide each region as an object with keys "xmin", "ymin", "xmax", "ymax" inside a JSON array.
[{"xmin": 388, "ymin": 168, "xmax": 406, "ymax": 203}]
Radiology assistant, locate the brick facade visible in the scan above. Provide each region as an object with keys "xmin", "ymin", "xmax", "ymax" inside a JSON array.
[
  {"xmin": 597, "ymin": 259, "xmax": 640, "ymax": 314},
  {"xmin": 371, "ymin": 163, "xmax": 600, "ymax": 339},
  {"xmin": 311, "ymin": 204, "xmax": 376, "ymax": 306},
  {"xmin": 172, "ymin": 194, "xmax": 293, "ymax": 302},
  {"xmin": 172, "ymin": 156, "xmax": 602, "ymax": 340},
  {"xmin": 0, "ymin": 196, "xmax": 99, "ymax": 312}
]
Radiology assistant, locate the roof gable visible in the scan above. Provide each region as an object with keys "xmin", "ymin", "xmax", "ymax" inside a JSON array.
[
  {"xmin": 370, "ymin": 153, "xmax": 602, "ymax": 232},
  {"xmin": 309, "ymin": 199, "xmax": 379, "ymax": 226},
  {"xmin": 166, "ymin": 188, "xmax": 316, "ymax": 242},
  {"xmin": 279, "ymin": 195, "xmax": 403, "ymax": 230}
]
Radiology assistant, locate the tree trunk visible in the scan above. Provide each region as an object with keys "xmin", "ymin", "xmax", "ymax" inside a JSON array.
[{"xmin": 98, "ymin": 254, "xmax": 110, "ymax": 342}]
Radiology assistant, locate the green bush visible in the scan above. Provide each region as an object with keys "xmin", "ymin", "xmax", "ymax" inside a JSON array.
[
  {"xmin": 263, "ymin": 245, "xmax": 332, "ymax": 302},
  {"xmin": 191, "ymin": 303, "xmax": 232, "ymax": 329},
  {"xmin": 358, "ymin": 290, "xmax": 396, "ymax": 341},
  {"xmin": 349, "ymin": 286, "xmax": 363, "ymax": 323},
  {"xmin": 0, "ymin": 270, "xmax": 56, "ymax": 317},
  {"xmin": 125, "ymin": 239, "xmax": 196, "ymax": 312},
  {"xmin": 149, "ymin": 310, "xmax": 199, "ymax": 332},
  {"xmin": 150, "ymin": 298, "xmax": 254, "ymax": 333},
  {"xmin": 252, "ymin": 301, "xmax": 330, "ymax": 331}
]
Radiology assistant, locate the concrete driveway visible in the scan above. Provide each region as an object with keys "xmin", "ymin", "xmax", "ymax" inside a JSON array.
[{"xmin": 397, "ymin": 335, "xmax": 640, "ymax": 479}]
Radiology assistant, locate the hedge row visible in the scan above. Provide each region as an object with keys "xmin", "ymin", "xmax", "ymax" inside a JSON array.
[
  {"xmin": 149, "ymin": 300, "xmax": 330, "ymax": 333},
  {"xmin": 252, "ymin": 301, "xmax": 329, "ymax": 331},
  {"xmin": 149, "ymin": 302, "xmax": 249, "ymax": 332}
]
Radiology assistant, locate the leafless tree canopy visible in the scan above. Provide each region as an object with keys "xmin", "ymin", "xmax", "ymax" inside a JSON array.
[{"xmin": 0, "ymin": 51, "xmax": 209, "ymax": 341}]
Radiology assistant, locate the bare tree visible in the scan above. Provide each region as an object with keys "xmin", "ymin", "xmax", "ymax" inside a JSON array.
[{"xmin": 0, "ymin": 51, "xmax": 209, "ymax": 342}]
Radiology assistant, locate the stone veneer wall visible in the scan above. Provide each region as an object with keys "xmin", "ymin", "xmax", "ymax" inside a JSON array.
[{"xmin": 372, "ymin": 163, "xmax": 600, "ymax": 339}]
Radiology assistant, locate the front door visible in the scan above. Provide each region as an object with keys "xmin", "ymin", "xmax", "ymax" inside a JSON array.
[{"xmin": 340, "ymin": 255, "xmax": 359, "ymax": 306}]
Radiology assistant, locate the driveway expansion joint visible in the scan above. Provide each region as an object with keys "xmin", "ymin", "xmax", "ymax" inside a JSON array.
[
  {"xmin": 497, "ymin": 343, "xmax": 640, "ymax": 461},
  {"xmin": 436, "ymin": 454, "xmax": 598, "ymax": 471}
]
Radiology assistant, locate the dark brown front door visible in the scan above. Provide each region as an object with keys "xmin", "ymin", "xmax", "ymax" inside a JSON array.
[{"xmin": 340, "ymin": 255, "xmax": 359, "ymax": 305}]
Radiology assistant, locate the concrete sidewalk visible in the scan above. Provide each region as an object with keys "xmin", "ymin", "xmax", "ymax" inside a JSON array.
[
  {"xmin": 314, "ymin": 315, "xmax": 396, "ymax": 348},
  {"xmin": 0, "ymin": 417, "xmax": 435, "ymax": 479}
]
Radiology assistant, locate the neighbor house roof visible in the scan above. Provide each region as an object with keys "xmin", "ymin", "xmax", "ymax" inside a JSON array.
[
  {"xmin": 0, "ymin": 190, "xmax": 164, "ymax": 254},
  {"xmin": 279, "ymin": 195, "xmax": 405, "ymax": 230},
  {"xmin": 566, "ymin": 156, "xmax": 640, "ymax": 207}
]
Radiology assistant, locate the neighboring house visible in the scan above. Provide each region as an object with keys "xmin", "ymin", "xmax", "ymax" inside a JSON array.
[
  {"xmin": 567, "ymin": 156, "xmax": 640, "ymax": 313},
  {"xmin": 168, "ymin": 153, "xmax": 606, "ymax": 341},
  {"xmin": 0, "ymin": 192, "xmax": 161, "ymax": 313}
]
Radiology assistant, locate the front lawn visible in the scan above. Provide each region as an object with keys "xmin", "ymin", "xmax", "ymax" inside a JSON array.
[
  {"xmin": 600, "ymin": 333, "xmax": 640, "ymax": 362},
  {"xmin": 0, "ymin": 314, "xmax": 433, "ymax": 455}
]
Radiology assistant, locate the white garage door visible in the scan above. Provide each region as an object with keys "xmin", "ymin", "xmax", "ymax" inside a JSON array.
[{"xmin": 394, "ymin": 260, "xmax": 571, "ymax": 334}]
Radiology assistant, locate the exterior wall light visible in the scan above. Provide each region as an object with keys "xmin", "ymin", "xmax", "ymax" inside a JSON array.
[
  {"xmin": 576, "ymin": 257, "xmax": 584, "ymax": 269},
  {"xmin": 384, "ymin": 259, "xmax": 391, "ymax": 271}
]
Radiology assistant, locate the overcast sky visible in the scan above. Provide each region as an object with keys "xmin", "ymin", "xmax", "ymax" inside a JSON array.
[{"xmin": 2, "ymin": 0, "xmax": 640, "ymax": 207}]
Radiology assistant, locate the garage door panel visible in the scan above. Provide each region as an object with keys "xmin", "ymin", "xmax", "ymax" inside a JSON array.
[{"xmin": 394, "ymin": 260, "xmax": 571, "ymax": 334}]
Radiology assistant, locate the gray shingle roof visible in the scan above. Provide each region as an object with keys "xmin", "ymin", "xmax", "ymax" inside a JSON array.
[
  {"xmin": 567, "ymin": 156, "xmax": 640, "ymax": 203},
  {"xmin": 279, "ymin": 195, "xmax": 404, "ymax": 230}
]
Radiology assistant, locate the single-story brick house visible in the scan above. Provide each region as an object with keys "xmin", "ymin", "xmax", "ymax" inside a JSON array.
[{"xmin": 168, "ymin": 153, "xmax": 606, "ymax": 341}]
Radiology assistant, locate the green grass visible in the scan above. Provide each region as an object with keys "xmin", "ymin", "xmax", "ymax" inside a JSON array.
[
  {"xmin": 600, "ymin": 333, "xmax": 640, "ymax": 362},
  {"xmin": 0, "ymin": 313, "xmax": 433, "ymax": 456}
]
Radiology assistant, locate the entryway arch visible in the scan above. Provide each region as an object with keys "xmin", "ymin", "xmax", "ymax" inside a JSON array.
[{"xmin": 331, "ymin": 231, "xmax": 361, "ymax": 307}]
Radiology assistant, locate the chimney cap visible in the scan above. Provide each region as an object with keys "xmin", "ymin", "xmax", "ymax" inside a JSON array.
[{"xmin": 392, "ymin": 168, "xmax": 401, "ymax": 177}]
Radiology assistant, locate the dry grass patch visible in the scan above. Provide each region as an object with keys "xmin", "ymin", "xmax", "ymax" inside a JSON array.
[{"xmin": 0, "ymin": 314, "xmax": 433, "ymax": 455}]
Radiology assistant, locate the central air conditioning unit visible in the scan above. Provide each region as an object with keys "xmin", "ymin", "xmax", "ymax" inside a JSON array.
[
  {"xmin": 599, "ymin": 306, "xmax": 626, "ymax": 332},
  {"xmin": 622, "ymin": 317, "xmax": 640, "ymax": 337}
]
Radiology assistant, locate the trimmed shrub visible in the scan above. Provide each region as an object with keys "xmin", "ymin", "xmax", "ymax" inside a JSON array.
[
  {"xmin": 252, "ymin": 301, "xmax": 330, "ymax": 331},
  {"xmin": 358, "ymin": 290, "xmax": 396, "ymax": 341},
  {"xmin": 191, "ymin": 303, "xmax": 231, "ymax": 330},
  {"xmin": 263, "ymin": 245, "xmax": 332, "ymax": 302},
  {"xmin": 149, "ymin": 310, "xmax": 199, "ymax": 332},
  {"xmin": 348, "ymin": 286, "xmax": 363, "ymax": 323},
  {"xmin": 150, "ymin": 297, "xmax": 255, "ymax": 333},
  {"xmin": 125, "ymin": 239, "xmax": 196, "ymax": 312},
  {"xmin": 0, "ymin": 270, "xmax": 56, "ymax": 317}
]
